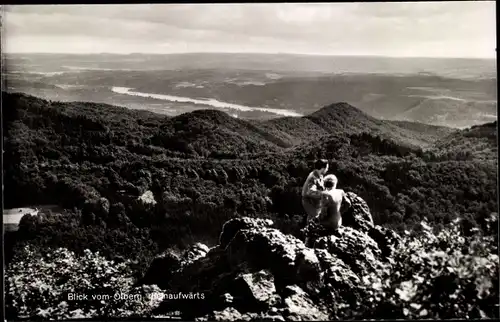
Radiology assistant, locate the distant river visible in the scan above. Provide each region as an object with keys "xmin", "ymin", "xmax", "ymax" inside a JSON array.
[{"xmin": 111, "ymin": 87, "xmax": 303, "ymax": 117}]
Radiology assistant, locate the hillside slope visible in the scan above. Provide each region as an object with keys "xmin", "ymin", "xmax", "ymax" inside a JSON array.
[
  {"xmin": 394, "ymin": 97, "xmax": 497, "ymax": 128},
  {"xmin": 155, "ymin": 109, "xmax": 291, "ymax": 157},
  {"xmin": 431, "ymin": 121, "xmax": 497, "ymax": 160},
  {"xmin": 3, "ymin": 91, "xmax": 452, "ymax": 158},
  {"xmin": 386, "ymin": 120, "xmax": 456, "ymax": 141},
  {"xmin": 304, "ymin": 102, "xmax": 452, "ymax": 148},
  {"xmin": 2, "ymin": 92, "xmax": 290, "ymax": 159},
  {"xmin": 258, "ymin": 117, "xmax": 330, "ymax": 146},
  {"xmin": 257, "ymin": 102, "xmax": 455, "ymax": 149}
]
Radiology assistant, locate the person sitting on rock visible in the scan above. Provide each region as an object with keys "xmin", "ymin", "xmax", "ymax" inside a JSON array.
[
  {"xmin": 301, "ymin": 159, "xmax": 328, "ymax": 227},
  {"xmin": 317, "ymin": 174, "xmax": 351, "ymax": 230},
  {"xmin": 302, "ymin": 174, "xmax": 351, "ymax": 246}
]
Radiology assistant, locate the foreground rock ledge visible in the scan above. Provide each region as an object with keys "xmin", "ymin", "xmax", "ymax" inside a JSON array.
[{"xmin": 141, "ymin": 193, "xmax": 400, "ymax": 320}]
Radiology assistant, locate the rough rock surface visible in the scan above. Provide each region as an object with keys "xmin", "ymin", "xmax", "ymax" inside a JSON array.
[
  {"xmin": 226, "ymin": 227, "xmax": 308, "ymax": 282},
  {"xmin": 227, "ymin": 270, "xmax": 281, "ymax": 311},
  {"xmin": 315, "ymin": 227, "xmax": 383, "ymax": 276},
  {"xmin": 219, "ymin": 217, "xmax": 274, "ymax": 248},
  {"xmin": 182, "ymin": 242, "xmax": 210, "ymax": 264},
  {"xmin": 143, "ymin": 192, "xmax": 400, "ymax": 320},
  {"xmin": 281, "ymin": 285, "xmax": 329, "ymax": 321},
  {"xmin": 140, "ymin": 249, "xmax": 181, "ymax": 288},
  {"xmin": 341, "ymin": 192, "xmax": 375, "ymax": 233}
]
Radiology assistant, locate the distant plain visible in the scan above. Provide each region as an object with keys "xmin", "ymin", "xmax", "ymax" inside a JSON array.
[{"xmin": 4, "ymin": 53, "xmax": 497, "ymax": 128}]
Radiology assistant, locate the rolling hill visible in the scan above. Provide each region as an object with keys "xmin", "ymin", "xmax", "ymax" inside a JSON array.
[
  {"xmin": 258, "ymin": 117, "xmax": 330, "ymax": 146},
  {"xmin": 156, "ymin": 109, "xmax": 291, "ymax": 157},
  {"xmin": 430, "ymin": 121, "xmax": 498, "ymax": 161},
  {"xmin": 258, "ymin": 103, "xmax": 456, "ymax": 149},
  {"xmin": 3, "ymin": 91, "xmax": 453, "ymax": 159},
  {"xmin": 387, "ymin": 120, "xmax": 457, "ymax": 139},
  {"xmin": 394, "ymin": 97, "xmax": 497, "ymax": 128}
]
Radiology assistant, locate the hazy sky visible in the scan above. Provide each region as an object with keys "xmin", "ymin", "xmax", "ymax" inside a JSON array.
[{"xmin": 2, "ymin": 2, "xmax": 496, "ymax": 58}]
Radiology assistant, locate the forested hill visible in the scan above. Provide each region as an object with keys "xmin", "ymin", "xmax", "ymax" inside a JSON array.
[
  {"xmin": 3, "ymin": 91, "xmax": 497, "ymax": 279},
  {"xmin": 386, "ymin": 119, "xmax": 456, "ymax": 142},
  {"xmin": 430, "ymin": 121, "xmax": 498, "ymax": 161},
  {"xmin": 258, "ymin": 101, "xmax": 454, "ymax": 148},
  {"xmin": 304, "ymin": 102, "xmax": 454, "ymax": 147},
  {"xmin": 3, "ymin": 92, "xmax": 452, "ymax": 158}
]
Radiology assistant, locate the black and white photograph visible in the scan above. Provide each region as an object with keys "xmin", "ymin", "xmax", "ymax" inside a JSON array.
[{"xmin": 1, "ymin": 2, "xmax": 498, "ymax": 320}]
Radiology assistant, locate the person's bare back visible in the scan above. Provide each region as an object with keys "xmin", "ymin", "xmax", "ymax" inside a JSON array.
[
  {"xmin": 319, "ymin": 188, "xmax": 346, "ymax": 230},
  {"xmin": 316, "ymin": 174, "xmax": 351, "ymax": 230}
]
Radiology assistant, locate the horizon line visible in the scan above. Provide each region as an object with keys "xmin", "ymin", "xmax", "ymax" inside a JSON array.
[{"xmin": 2, "ymin": 51, "xmax": 496, "ymax": 60}]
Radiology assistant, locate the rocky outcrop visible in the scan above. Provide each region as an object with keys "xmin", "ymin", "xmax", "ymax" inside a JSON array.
[
  {"xmin": 143, "ymin": 192, "xmax": 400, "ymax": 320},
  {"xmin": 219, "ymin": 217, "xmax": 274, "ymax": 248},
  {"xmin": 140, "ymin": 243, "xmax": 211, "ymax": 289},
  {"xmin": 281, "ymin": 285, "xmax": 329, "ymax": 321},
  {"xmin": 139, "ymin": 249, "xmax": 181, "ymax": 289},
  {"xmin": 315, "ymin": 227, "xmax": 383, "ymax": 276},
  {"xmin": 342, "ymin": 192, "xmax": 374, "ymax": 233},
  {"xmin": 226, "ymin": 227, "xmax": 308, "ymax": 283},
  {"xmin": 182, "ymin": 242, "xmax": 210, "ymax": 264},
  {"xmin": 227, "ymin": 270, "xmax": 281, "ymax": 312}
]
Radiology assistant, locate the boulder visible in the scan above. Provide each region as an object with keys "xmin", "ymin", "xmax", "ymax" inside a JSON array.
[
  {"xmin": 295, "ymin": 248, "xmax": 321, "ymax": 282},
  {"xmin": 168, "ymin": 246, "xmax": 229, "ymax": 293},
  {"xmin": 281, "ymin": 285, "xmax": 329, "ymax": 321},
  {"xmin": 238, "ymin": 270, "xmax": 276, "ymax": 303},
  {"xmin": 219, "ymin": 217, "xmax": 274, "ymax": 248},
  {"xmin": 314, "ymin": 248, "xmax": 360, "ymax": 288},
  {"xmin": 140, "ymin": 249, "xmax": 181, "ymax": 289},
  {"xmin": 317, "ymin": 249, "xmax": 365, "ymax": 315},
  {"xmin": 302, "ymin": 219, "xmax": 339, "ymax": 248},
  {"xmin": 226, "ymin": 227, "xmax": 307, "ymax": 283},
  {"xmin": 228, "ymin": 270, "xmax": 279, "ymax": 311},
  {"xmin": 315, "ymin": 227, "xmax": 382, "ymax": 276},
  {"xmin": 154, "ymin": 247, "xmax": 231, "ymax": 319},
  {"xmin": 342, "ymin": 192, "xmax": 374, "ymax": 233},
  {"xmin": 199, "ymin": 307, "xmax": 243, "ymax": 321},
  {"xmin": 257, "ymin": 313, "xmax": 286, "ymax": 321},
  {"xmin": 182, "ymin": 242, "xmax": 210, "ymax": 265}
]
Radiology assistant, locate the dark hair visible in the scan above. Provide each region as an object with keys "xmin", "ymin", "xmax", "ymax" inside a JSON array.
[
  {"xmin": 324, "ymin": 180, "xmax": 334, "ymax": 189},
  {"xmin": 314, "ymin": 159, "xmax": 329, "ymax": 170}
]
